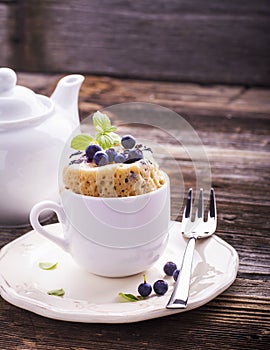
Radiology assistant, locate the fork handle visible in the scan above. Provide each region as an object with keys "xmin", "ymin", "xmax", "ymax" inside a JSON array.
[{"xmin": 166, "ymin": 236, "xmax": 196, "ymax": 309}]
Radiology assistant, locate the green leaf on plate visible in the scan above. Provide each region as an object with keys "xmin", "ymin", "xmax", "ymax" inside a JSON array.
[
  {"xmin": 118, "ymin": 292, "xmax": 145, "ymax": 302},
  {"xmin": 70, "ymin": 134, "xmax": 94, "ymax": 150},
  {"xmin": 47, "ymin": 288, "xmax": 65, "ymax": 297},
  {"xmin": 38, "ymin": 262, "xmax": 58, "ymax": 270}
]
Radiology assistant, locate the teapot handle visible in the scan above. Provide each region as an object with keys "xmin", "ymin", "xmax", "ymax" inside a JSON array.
[{"xmin": 30, "ymin": 201, "xmax": 70, "ymax": 251}]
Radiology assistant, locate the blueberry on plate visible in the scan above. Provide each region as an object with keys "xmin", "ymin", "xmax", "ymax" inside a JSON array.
[
  {"xmin": 105, "ymin": 148, "xmax": 117, "ymax": 163},
  {"xmin": 121, "ymin": 135, "xmax": 136, "ymax": 149},
  {"xmin": 173, "ymin": 269, "xmax": 180, "ymax": 282},
  {"xmin": 85, "ymin": 144, "xmax": 102, "ymax": 161},
  {"xmin": 153, "ymin": 280, "xmax": 168, "ymax": 296},
  {"xmin": 138, "ymin": 275, "xmax": 152, "ymax": 297},
  {"xmin": 163, "ymin": 261, "xmax": 177, "ymax": 276},
  {"xmin": 93, "ymin": 151, "xmax": 109, "ymax": 166}
]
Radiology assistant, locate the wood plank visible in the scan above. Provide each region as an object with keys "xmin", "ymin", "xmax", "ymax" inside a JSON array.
[
  {"xmin": 17, "ymin": 73, "xmax": 270, "ymax": 119},
  {"xmin": 79, "ymin": 76, "xmax": 270, "ymax": 118},
  {"xmin": 1, "ymin": 296, "xmax": 269, "ymax": 349},
  {"xmin": 4, "ymin": 0, "xmax": 270, "ymax": 85}
]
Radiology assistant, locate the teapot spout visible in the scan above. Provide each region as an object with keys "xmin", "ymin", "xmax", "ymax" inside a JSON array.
[{"xmin": 51, "ymin": 74, "xmax": 85, "ymax": 129}]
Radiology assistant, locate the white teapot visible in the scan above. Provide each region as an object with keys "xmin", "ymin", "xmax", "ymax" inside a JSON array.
[{"xmin": 0, "ymin": 68, "xmax": 84, "ymax": 227}]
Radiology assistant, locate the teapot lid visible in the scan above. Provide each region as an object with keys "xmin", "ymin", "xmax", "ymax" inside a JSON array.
[{"xmin": 0, "ymin": 68, "xmax": 50, "ymax": 122}]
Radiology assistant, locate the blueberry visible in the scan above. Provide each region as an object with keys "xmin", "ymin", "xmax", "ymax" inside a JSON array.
[
  {"xmin": 138, "ymin": 275, "xmax": 152, "ymax": 297},
  {"xmin": 163, "ymin": 261, "xmax": 177, "ymax": 276},
  {"xmin": 173, "ymin": 269, "xmax": 180, "ymax": 282},
  {"xmin": 153, "ymin": 280, "xmax": 168, "ymax": 296},
  {"xmin": 114, "ymin": 153, "xmax": 128, "ymax": 163},
  {"xmin": 123, "ymin": 149, "xmax": 143, "ymax": 164},
  {"xmin": 85, "ymin": 144, "xmax": 102, "ymax": 161},
  {"xmin": 105, "ymin": 148, "xmax": 117, "ymax": 163},
  {"xmin": 93, "ymin": 151, "xmax": 109, "ymax": 166},
  {"xmin": 121, "ymin": 135, "xmax": 136, "ymax": 149}
]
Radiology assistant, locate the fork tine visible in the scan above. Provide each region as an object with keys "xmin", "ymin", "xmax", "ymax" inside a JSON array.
[
  {"xmin": 181, "ymin": 188, "xmax": 193, "ymax": 234},
  {"xmin": 209, "ymin": 188, "xmax": 216, "ymax": 219},
  {"xmin": 183, "ymin": 188, "xmax": 192, "ymax": 219},
  {"xmin": 196, "ymin": 188, "xmax": 204, "ymax": 219}
]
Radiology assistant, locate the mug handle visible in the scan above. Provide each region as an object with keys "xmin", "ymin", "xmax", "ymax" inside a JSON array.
[{"xmin": 30, "ymin": 201, "xmax": 70, "ymax": 251}]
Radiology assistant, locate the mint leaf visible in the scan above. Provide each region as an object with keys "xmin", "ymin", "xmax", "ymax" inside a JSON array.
[
  {"xmin": 70, "ymin": 134, "xmax": 94, "ymax": 150},
  {"xmin": 47, "ymin": 288, "xmax": 65, "ymax": 297},
  {"xmin": 118, "ymin": 292, "xmax": 145, "ymax": 302},
  {"xmin": 69, "ymin": 112, "xmax": 120, "ymax": 152},
  {"xmin": 118, "ymin": 292, "xmax": 139, "ymax": 302},
  {"xmin": 106, "ymin": 126, "xmax": 117, "ymax": 132},
  {"xmin": 96, "ymin": 133, "xmax": 114, "ymax": 150},
  {"xmin": 93, "ymin": 111, "xmax": 112, "ymax": 133},
  {"xmin": 109, "ymin": 132, "xmax": 121, "ymax": 145},
  {"xmin": 39, "ymin": 262, "xmax": 58, "ymax": 270}
]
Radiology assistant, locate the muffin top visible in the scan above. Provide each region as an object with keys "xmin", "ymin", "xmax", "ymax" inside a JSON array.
[
  {"xmin": 63, "ymin": 111, "xmax": 165, "ymax": 197},
  {"xmin": 63, "ymin": 158, "xmax": 165, "ymax": 197}
]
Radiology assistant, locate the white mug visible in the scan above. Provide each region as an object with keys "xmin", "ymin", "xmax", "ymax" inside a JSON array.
[{"xmin": 30, "ymin": 175, "xmax": 170, "ymax": 277}]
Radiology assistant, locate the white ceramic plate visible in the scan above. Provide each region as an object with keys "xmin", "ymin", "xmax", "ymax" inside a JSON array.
[{"xmin": 0, "ymin": 222, "xmax": 238, "ymax": 323}]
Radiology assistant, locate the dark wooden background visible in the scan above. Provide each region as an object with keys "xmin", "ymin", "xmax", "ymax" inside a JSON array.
[{"xmin": 0, "ymin": 0, "xmax": 270, "ymax": 86}]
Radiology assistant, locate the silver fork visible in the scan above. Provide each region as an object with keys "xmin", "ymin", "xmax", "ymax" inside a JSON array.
[{"xmin": 166, "ymin": 188, "xmax": 217, "ymax": 309}]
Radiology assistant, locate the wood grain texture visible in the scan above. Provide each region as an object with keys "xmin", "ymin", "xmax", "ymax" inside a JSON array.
[
  {"xmin": 1, "ymin": 0, "xmax": 270, "ymax": 85},
  {"xmin": 0, "ymin": 3, "xmax": 11, "ymax": 66},
  {"xmin": 1, "ymin": 73, "xmax": 270, "ymax": 349}
]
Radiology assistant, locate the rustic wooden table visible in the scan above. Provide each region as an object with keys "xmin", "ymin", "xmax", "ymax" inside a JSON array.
[{"xmin": 1, "ymin": 73, "xmax": 269, "ymax": 349}]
